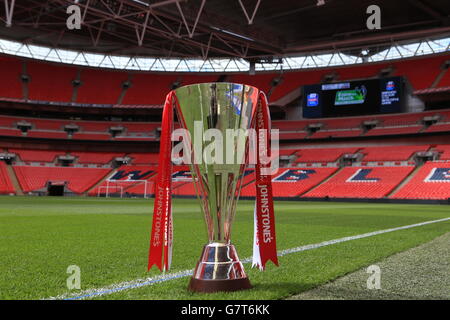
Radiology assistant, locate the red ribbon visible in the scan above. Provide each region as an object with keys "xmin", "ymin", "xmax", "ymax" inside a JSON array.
[
  {"xmin": 148, "ymin": 92, "xmax": 174, "ymax": 271},
  {"xmin": 252, "ymin": 92, "xmax": 279, "ymax": 270}
]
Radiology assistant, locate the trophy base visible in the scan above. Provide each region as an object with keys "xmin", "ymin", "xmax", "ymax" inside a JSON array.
[
  {"xmin": 188, "ymin": 242, "xmax": 252, "ymax": 293},
  {"xmin": 188, "ymin": 277, "xmax": 252, "ymax": 293}
]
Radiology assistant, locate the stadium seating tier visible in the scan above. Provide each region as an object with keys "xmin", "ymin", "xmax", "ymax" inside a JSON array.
[
  {"xmin": 0, "ymin": 162, "xmax": 15, "ymax": 194},
  {"xmin": 391, "ymin": 162, "xmax": 450, "ymax": 199},
  {"xmin": 13, "ymin": 166, "xmax": 111, "ymax": 194},
  {"xmin": 304, "ymin": 166, "xmax": 415, "ymax": 198}
]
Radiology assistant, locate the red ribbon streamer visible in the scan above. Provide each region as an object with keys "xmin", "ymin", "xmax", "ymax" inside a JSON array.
[
  {"xmin": 253, "ymin": 92, "xmax": 279, "ymax": 270},
  {"xmin": 148, "ymin": 92, "xmax": 174, "ymax": 271}
]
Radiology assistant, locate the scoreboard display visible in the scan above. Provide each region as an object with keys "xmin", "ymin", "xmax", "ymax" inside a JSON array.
[{"xmin": 302, "ymin": 77, "xmax": 406, "ymax": 118}]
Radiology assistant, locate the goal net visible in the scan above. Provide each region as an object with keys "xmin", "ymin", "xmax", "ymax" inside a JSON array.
[{"xmin": 97, "ymin": 180, "xmax": 151, "ymax": 198}]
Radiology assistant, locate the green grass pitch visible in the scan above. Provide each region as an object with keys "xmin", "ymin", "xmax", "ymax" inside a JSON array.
[{"xmin": 0, "ymin": 196, "xmax": 449, "ymax": 300}]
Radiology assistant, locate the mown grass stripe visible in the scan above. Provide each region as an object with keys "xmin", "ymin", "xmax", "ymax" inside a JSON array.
[{"xmin": 45, "ymin": 216, "xmax": 450, "ymax": 300}]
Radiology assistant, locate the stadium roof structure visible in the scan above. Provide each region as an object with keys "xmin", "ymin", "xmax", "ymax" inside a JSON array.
[{"xmin": 0, "ymin": 0, "xmax": 450, "ymax": 72}]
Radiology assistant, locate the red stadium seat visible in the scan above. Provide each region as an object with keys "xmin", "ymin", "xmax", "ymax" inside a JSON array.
[
  {"xmin": 72, "ymin": 152, "xmax": 125, "ymax": 164},
  {"xmin": 0, "ymin": 115, "xmax": 18, "ymax": 127},
  {"xmin": 424, "ymin": 123, "xmax": 450, "ymax": 133},
  {"xmin": 393, "ymin": 55, "xmax": 447, "ymax": 90},
  {"xmin": 71, "ymin": 132, "xmax": 111, "ymax": 141},
  {"xmin": 9, "ymin": 149, "xmax": 65, "ymax": 162},
  {"xmin": 304, "ymin": 166, "xmax": 414, "ymax": 198},
  {"xmin": 128, "ymin": 153, "xmax": 160, "ymax": 165},
  {"xmin": 391, "ymin": 162, "xmax": 450, "ymax": 199},
  {"xmin": 27, "ymin": 61, "xmax": 75, "ymax": 102},
  {"xmin": 310, "ymin": 129, "xmax": 362, "ymax": 139},
  {"xmin": 364, "ymin": 125, "xmax": 423, "ymax": 136},
  {"xmin": 76, "ymin": 69, "xmax": 127, "ymax": 105},
  {"xmin": 13, "ymin": 166, "xmax": 111, "ymax": 194},
  {"xmin": 240, "ymin": 167, "xmax": 337, "ymax": 197},
  {"xmin": 434, "ymin": 145, "xmax": 450, "ymax": 161},
  {"xmin": 360, "ymin": 145, "xmax": 430, "ymax": 162},
  {"xmin": 26, "ymin": 130, "xmax": 68, "ymax": 139},
  {"xmin": 295, "ymin": 148, "xmax": 360, "ymax": 163},
  {"xmin": 0, "ymin": 128, "xmax": 23, "ymax": 137},
  {"xmin": 0, "ymin": 162, "xmax": 15, "ymax": 194},
  {"xmin": 437, "ymin": 70, "xmax": 450, "ymax": 88},
  {"xmin": 0, "ymin": 56, "xmax": 23, "ymax": 99},
  {"xmin": 0, "ymin": 54, "xmax": 448, "ymax": 106}
]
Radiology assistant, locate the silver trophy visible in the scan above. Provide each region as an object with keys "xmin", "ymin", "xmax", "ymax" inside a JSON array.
[{"xmin": 173, "ymin": 83, "xmax": 259, "ymax": 292}]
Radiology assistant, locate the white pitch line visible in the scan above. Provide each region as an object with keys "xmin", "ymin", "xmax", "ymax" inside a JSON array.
[{"xmin": 45, "ymin": 216, "xmax": 450, "ymax": 300}]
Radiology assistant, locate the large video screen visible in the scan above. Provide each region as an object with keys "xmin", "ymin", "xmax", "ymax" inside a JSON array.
[{"xmin": 302, "ymin": 77, "xmax": 405, "ymax": 118}]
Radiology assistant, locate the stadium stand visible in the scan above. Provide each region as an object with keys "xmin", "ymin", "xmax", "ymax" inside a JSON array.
[
  {"xmin": 172, "ymin": 182, "xmax": 197, "ymax": 196},
  {"xmin": 0, "ymin": 128, "xmax": 23, "ymax": 137},
  {"xmin": 0, "ymin": 51, "xmax": 449, "ymax": 201},
  {"xmin": 0, "ymin": 56, "xmax": 23, "ymax": 99},
  {"xmin": 28, "ymin": 118, "xmax": 67, "ymax": 130},
  {"xmin": 76, "ymin": 69, "xmax": 127, "ymax": 105},
  {"xmin": 72, "ymin": 152, "xmax": 124, "ymax": 164},
  {"xmin": 26, "ymin": 130, "xmax": 68, "ymax": 139},
  {"xmin": 122, "ymin": 73, "xmax": 218, "ymax": 105},
  {"xmin": 9, "ymin": 149, "xmax": 65, "ymax": 162},
  {"xmin": 295, "ymin": 147, "xmax": 360, "ymax": 163},
  {"xmin": 304, "ymin": 166, "xmax": 415, "ymax": 198},
  {"xmin": 360, "ymin": 145, "xmax": 430, "ymax": 162},
  {"xmin": 1, "ymin": 108, "xmax": 450, "ymax": 142},
  {"xmin": 434, "ymin": 145, "xmax": 450, "ymax": 160},
  {"xmin": 272, "ymin": 120, "xmax": 306, "ymax": 131},
  {"xmin": 391, "ymin": 162, "xmax": 450, "ymax": 200},
  {"xmin": 0, "ymin": 161, "xmax": 15, "ymax": 194},
  {"xmin": 320, "ymin": 117, "xmax": 365, "ymax": 129},
  {"xmin": 128, "ymin": 153, "xmax": 160, "ymax": 165},
  {"xmin": 310, "ymin": 129, "xmax": 362, "ymax": 139},
  {"xmin": 3, "ymin": 143, "xmax": 450, "ymax": 200},
  {"xmin": 279, "ymin": 131, "xmax": 309, "ymax": 140},
  {"xmin": 71, "ymin": 132, "xmax": 111, "ymax": 141},
  {"xmin": 27, "ymin": 61, "xmax": 75, "ymax": 102},
  {"xmin": 123, "ymin": 123, "xmax": 160, "ymax": 133},
  {"xmin": 438, "ymin": 70, "xmax": 450, "ymax": 87},
  {"xmin": 0, "ymin": 115, "xmax": 18, "ymax": 127},
  {"xmin": 377, "ymin": 113, "xmax": 426, "ymax": 127},
  {"xmin": 125, "ymin": 181, "xmax": 156, "ymax": 196},
  {"xmin": 278, "ymin": 149, "xmax": 299, "ymax": 156},
  {"xmin": 13, "ymin": 166, "xmax": 111, "ymax": 194},
  {"xmin": 336, "ymin": 63, "xmax": 385, "ymax": 81},
  {"xmin": 75, "ymin": 121, "xmax": 115, "ymax": 132},
  {"xmin": 363, "ymin": 125, "xmax": 423, "ymax": 136},
  {"xmin": 1, "ymin": 54, "xmax": 450, "ymax": 105},
  {"xmin": 114, "ymin": 135, "xmax": 155, "ymax": 141},
  {"xmin": 393, "ymin": 55, "xmax": 448, "ymax": 90},
  {"xmin": 241, "ymin": 167, "xmax": 337, "ymax": 197},
  {"xmin": 424, "ymin": 123, "xmax": 450, "ymax": 133}
]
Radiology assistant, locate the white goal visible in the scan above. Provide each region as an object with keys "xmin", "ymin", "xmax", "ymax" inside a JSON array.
[{"xmin": 97, "ymin": 180, "xmax": 150, "ymax": 198}]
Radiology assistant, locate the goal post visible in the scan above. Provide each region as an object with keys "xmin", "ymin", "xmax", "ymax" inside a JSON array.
[
  {"xmin": 97, "ymin": 185, "xmax": 124, "ymax": 198},
  {"xmin": 97, "ymin": 180, "xmax": 151, "ymax": 198}
]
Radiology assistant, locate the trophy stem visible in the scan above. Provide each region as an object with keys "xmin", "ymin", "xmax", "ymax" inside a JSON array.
[{"xmin": 188, "ymin": 242, "xmax": 252, "ymax": 293}]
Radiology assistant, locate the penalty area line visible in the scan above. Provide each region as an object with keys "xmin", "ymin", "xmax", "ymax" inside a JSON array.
[{"xmin": 45, "ymin": 216, "xmax": 450, "ymax": 300}]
